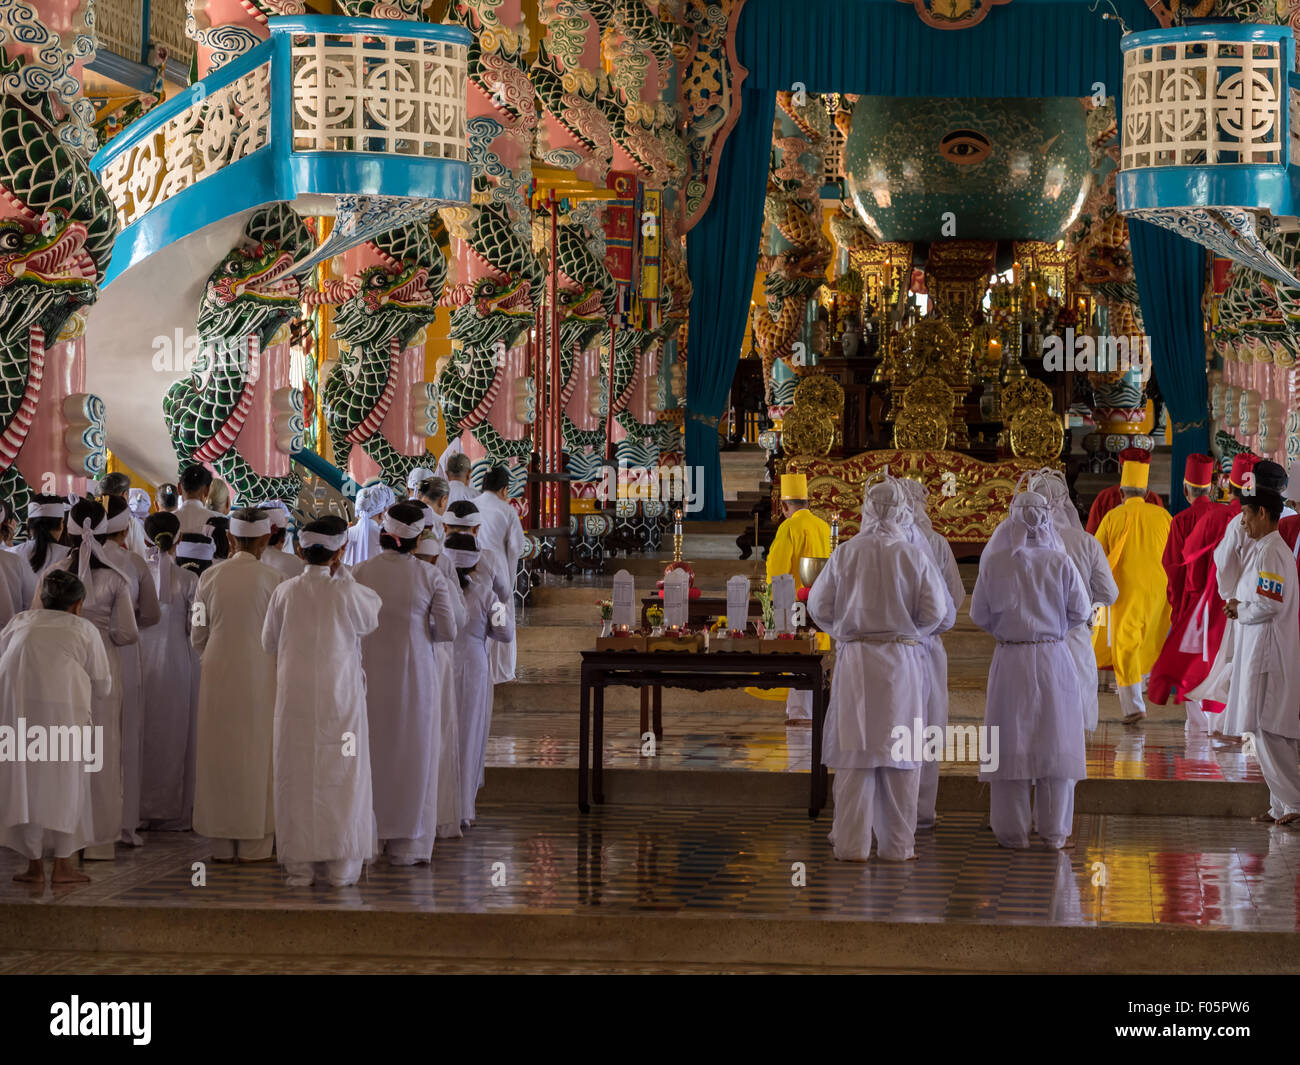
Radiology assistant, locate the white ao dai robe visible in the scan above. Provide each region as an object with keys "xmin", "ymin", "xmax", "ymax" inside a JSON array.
[
  {"xmin": 139, "ymin": 553, "xmax": 199, "ymax": 826},
  {"xmin": 454, "ymin": 566, "xmax": 514, "ymax": 823},
  {"xmin": 261, "ymin": 566, "xmax": 382, "ymax": 871},
  {"xmin": 1195, "ymin": 517, "xmax": 1259, "ymax": 734},
  {"xmin": 0, "ymin": 610, "xmax": 110, "ymax": 858},
  {"xmin": 192, "ymin": 553, "xmax": 283, "ymax": 849},
  {"xmin": 353, "ymin": 550, "xmax": 459, "ymax": 862},
  {"xmin": 808, "ymin": 533, "xmax": 947, "ymax": 860},
  {"xmin": 9, "ymin": 541, "xmax": 69, "ymax": 609},
  {"xmin": 431, "ymin": 552, "xmax": 468, "ymax": 835},
  {"xmin": 474, "ymin": 492, "xmax": 525, "ymax": 684},
  {"xmin": 103, "ymin": 541, "xmax": 161, "ymax": 845}
]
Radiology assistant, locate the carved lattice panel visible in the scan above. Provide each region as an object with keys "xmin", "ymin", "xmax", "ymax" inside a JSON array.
[{"xmin": 1123, "ymin": 38, "xmax": 1284, "ymax": 168}]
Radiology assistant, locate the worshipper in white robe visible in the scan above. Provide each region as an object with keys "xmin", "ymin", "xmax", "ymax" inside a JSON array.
[
  {"xmin": 254, "ymin": 500, "xmax": 307, "ymax": 579},
  {"xmin": 1221, "ymin": 491, "xmax": 1300, "ymax": 823},
  {"xmin": 443, "ymin": 500, "xmax": 508, "ymax": 601},
  {"xmin": 406, "ymin": 466, "xmax": 436, "ymax": 501},
  {"xmin": 1195, "ymin": 460, "xmax": 1290, "ymax": 743},
  {"xmin": 473, "ymin": 465, "xmax": 525, "ymax": 684},
  {"xmin": 138, "ymin": 512, "xmax": 200, "ymax": 830},
  {"xmin": 10, "ymin": 496, "xmax": 70, "ymax": 608},
  {"xmin": 972, "ymin": 492, "xmax": 1091, "ymax": 850},
  {"xmin": 191, "ymin": 510, "xmax": 283, "ymax": 861},
  {"xmin": 343, "ymin": 480, "xmax": 394, "ymax": 568},
  {"xmin": 418, "ymin": 475, "xmax": 450, "ymax": 546},
  {"xmin": 807, "ymin": 480, "xmax": 948, "ymax": 861},
  {"xmin": 986, "ymin": 469, "xmax": 1118, "ymax": 733},
  {"xmin": 177, "ymin": 465, "xmax": 223, "ymax": 536},
  {"xmin": 155, "ymin": 483, "xmax": 179, "ymax": 513},
  {"xmin": 101, "ymin": 496, "xmax": 161, "ymax": 847},
  {"xmin": 53, "ymin": 499, "xmax": 138, "ymax": 860},
  {"xmin": 354, "ymin": 503, "xmax": 460, "ymax": 864},
  {"xmin": 445, "ymin": 450, "xmax": 477, "ymax": 505},
  {"xmin": 0, "ymin": 530, "xmax": 23, "ymax": 629},
  {"xmin": 445, "ymin": 531, "xmax": 514, "ymax": 826},
  {"xmin": 896, "ymin": 477, "xmax": 963, "ymax": 832},
  {"xmin": 0, "ymin": 570, "xmax": 110, "ymax": 884},
  {"xmin": 413, "ymin": 523, "xmax": 469, "ymax": 836},
  {"xmin": 436, "ymin": 435, "xmax": 465, "ymax": 481},
  {"xmin": 125, "ymin": 487, "xmax": 152, "ymax": 558},
  {"xmin": 262, "ymin": 519, "xmax": 383, "ymax": 886}
]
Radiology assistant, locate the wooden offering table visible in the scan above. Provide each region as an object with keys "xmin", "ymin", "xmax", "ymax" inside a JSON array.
[
  {"xmin": 578, "ymin": 649, "xmax": 831, "ymax": 818},
  {"xmin": 639, "ymin": 594, "xmax": 760, "ymax": 629}
]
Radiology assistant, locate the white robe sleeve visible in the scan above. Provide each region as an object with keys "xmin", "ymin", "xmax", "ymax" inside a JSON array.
[
  {"xmin": 486, "ymin": 571, "xmax": 515, "ymax": 644},
  {"xmin": 261, "ymin": 583, "xmax": 287, "ymax": 656},
  {"xmin": 970, "ymin": 562, "xmax": 996, "ymax": 635},
  {"xmin": 191, "ymin": 574, "xmax": 212, "ymax": 654},
  {"xmin": 912, "ymin": 552, "xmax": 949, "ymax": 637},
  {"xmin": 427, "ymin": 569, "xmax": 460, "ymax": 643},
  {"xmin": 1083, "ymin": 536, "xmax": 1119, "ymax": 607},
  {"xmin": 346, "ymin": 581, "xmax": 382, "ymax": 639},
  {"xmin": 508, "ymin": 510, "xmax": 526, "ymax": 563},
  {"xmin": 83, "ymin": 617, "xmax": 112, "ymax": 698},
  {"xmin": 807, "ymin": 550, "xmax": 842, "ymax": 639},
  {"xmin": 109, "ymin": 577, "xmax": 139, "ymax": 646},
  {"xmin": 1062, "ymin": 557, "xmax": 1092, "ymax": 630},
  {"xmin": 1237, "ymin": 544, "xmax": 1288, "ymax": 626}
]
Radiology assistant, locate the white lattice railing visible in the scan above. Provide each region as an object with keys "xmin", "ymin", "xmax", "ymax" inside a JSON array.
[
  {"xmin": 94, "ymin": 17, "xmax": 469, "ymax": 238},
  {"xmin": 97, "ymin": 61, "xmax": 272, "ymax": 228},
  {"xmin": 1122, "ymin": 31, "xmax": 1289, "ymax": 169},
  {"xmin": 94, "ymin": 0, "xmax": 144, "ymax": 63},
  {"xmin": 289, "ymin": 31, "xmax": 467, "ymax": 160}
]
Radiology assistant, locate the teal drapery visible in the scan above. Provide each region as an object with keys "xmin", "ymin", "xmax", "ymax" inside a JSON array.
[
  {"xmin": 685, "ymin": 85, "xmax": 777, "ymax": 521},
  {"xmin": 1129, "ymin": 219, "xmax": 1210, "ymax": 515},
  {"xmin": 685, "ymin": 0, "xmax": 1166, "ymax": 518}
]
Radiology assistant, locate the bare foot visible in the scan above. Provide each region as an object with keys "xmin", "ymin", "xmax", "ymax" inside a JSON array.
[
  {"xmin": 784, "ymin": 717, "xmax": 812, "ymax": 727},
  {"xmin": 875, "ymin": 853, "xmax": 919, "ymax": 863},
  {"xmin": 1252, "ymin": 811, "xmax": 1277, "ymax": 823},
  {"xmin": 13, "ymin": 860, "xmax": 44, "ymax": 884},
  {"xmin": 51, "ymin": 859, "xmax": 89, "ymax": 884},
  {"xmin": 1277, "ymin": 812, "xmax": 1300, "ymax": 826},
  {"xmin": 1121, "ymin": 712, "xmax": 1146, "ymax": 726}
]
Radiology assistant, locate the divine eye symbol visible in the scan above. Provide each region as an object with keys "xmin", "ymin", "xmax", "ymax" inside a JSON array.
[{"xmin": 939, "ymin": 129, "xmax": 992, "ymax": 165}]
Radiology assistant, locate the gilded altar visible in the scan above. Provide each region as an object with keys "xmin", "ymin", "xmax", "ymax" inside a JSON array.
[{"xmin": 780, "ymin": 449, "xmax": 1062, "ymax": 547}]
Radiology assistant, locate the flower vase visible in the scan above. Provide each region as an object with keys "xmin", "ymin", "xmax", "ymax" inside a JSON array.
[
  {"xmin": 651, "ymin": 625, "xmax": 664, "ymax": 637},
  {"xmin": 600, "ymin": 619, "xmax": 613, "ymax": 637}
]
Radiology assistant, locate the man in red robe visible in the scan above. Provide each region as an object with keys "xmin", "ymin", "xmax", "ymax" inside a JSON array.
[
  {"xmin": 1147, "ymin": 453, "xmax": 1258, "ymax": 729},
  {"xmin": 1147, "ymin": 454, "xmax": 1220, "ymax": 730},
  {"xmin": 1086, "ymin": 447, "xmax": 1165, "ymax": 534}
]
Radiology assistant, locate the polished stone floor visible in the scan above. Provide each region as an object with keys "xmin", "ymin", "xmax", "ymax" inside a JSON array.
[{"xmin": 3, "ymin": 804, "xmax": 1296, "ymax": 931}]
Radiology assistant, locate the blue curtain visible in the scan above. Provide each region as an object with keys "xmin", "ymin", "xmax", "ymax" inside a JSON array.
[
  {"xmin": 685, "ymin": 85, "xmax": 777, "ymax": 521},
  {"xmin": 1129, "ymin": 218, "xmax": 1209, "ymax": 515}
]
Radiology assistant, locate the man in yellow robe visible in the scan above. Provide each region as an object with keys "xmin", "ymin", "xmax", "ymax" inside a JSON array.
[
  {"xmin": 760, "ymin": 473, "xmax": 830, "ymax": 723},
  {"xmin": 1093, "ymin": 458, "xmax": 1173, "ymax": 724}
]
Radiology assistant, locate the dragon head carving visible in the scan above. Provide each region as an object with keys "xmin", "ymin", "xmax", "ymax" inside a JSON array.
[{"xmin": 333, "ymin": 223, "xmax": 446, "ymax": 351}]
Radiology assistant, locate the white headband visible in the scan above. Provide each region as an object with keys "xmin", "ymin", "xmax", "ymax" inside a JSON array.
[
  {"xmin": 28, "ymin": 501, "xmax": 67, "ymax": 519},
  {"xmin": 176, "ymin": 539, "xmax": 216, "ymax": 561},
  {"xmin": 444, "ymin": 546, "xmax": 479, "ymax": 569},
  {"xmin": 229, "ymin": 517, "xmax": 272, "ymax": 538},
  {"xmin": 407, "ymin": 466, "xmax": 436, "ymax": 491},
  {"xmin": 443, "ymin": 513, "xmax": 479, "ymax": 529},
  {"xmin": 414, "ymin": 539, "xmax": 438, "ymax": 558},
  {"xmin": 383, "ymin": 513, "xmax": 425, "ymax": 539},
  {"xmin": 103, "ymin": 508, "xmax": 132, "ymax": 534},
  {"xmin": 67, "ymin": 514, "xmax": 133, "ymax": 586},
  {"xmin": 300, "ymin": 529, "xmax": 348, "ymax": 551},
  {"xmin": 253, "ymin": 501, "xmax": 290, "ymax": 528}
]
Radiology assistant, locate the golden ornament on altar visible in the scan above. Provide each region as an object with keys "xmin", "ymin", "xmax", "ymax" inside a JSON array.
[
  {"xmin": 1010, "ymin": 407, "xmax": 1064, "ymax": 461},
  {"xmin": 1000, "ymin": 378, "xmax": 1053, "ymax": 421},
  {"xmin": 792, "ymin": 373, "xmax": 844, "ymax": 415},
  {"xmin": 782, "ymin": 406, "xmax": 835, "ymax": 456},
  {"xmin": 893, "ymin": 405, "xmax": 948, "ymax": 450},
  {"xmin": 902, "ymin": 374, "xmax": 955, "ymax": 415}
]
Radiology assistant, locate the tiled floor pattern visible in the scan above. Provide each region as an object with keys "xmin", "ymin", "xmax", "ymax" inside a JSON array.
[{"xmin": 3, "ymin": 805, "xmax": 1296, "ymax": 931}]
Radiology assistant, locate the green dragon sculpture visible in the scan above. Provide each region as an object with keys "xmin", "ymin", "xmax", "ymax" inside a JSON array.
[
  {"xmin": 322, "ymin": 222, "xmax": 446, "ymax": 490},
  {"xmin": 441, "ymin": 201, "xmax": 544, "ymax": 469},
  {"xmin": 162, "ymin": 204, "xmax": 311, "ymax": 504},
  {"xmin": 0, "ymin": 80, "xmax": 117, "ymax": 513}
]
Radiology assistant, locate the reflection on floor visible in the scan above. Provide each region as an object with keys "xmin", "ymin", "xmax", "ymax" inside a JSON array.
[
  {"xmin": 488, "ymin": 702, "xmax": 1263, "ymax": 783},
  {"xmin": 2, "ymin": 805, "xmax": 1296, "ymax": 931}
]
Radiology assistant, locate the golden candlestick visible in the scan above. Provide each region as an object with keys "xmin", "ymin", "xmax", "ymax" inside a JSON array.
[{"xmin": 672, "ymin": 507, "xmax": 683, "ymax": 563}]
